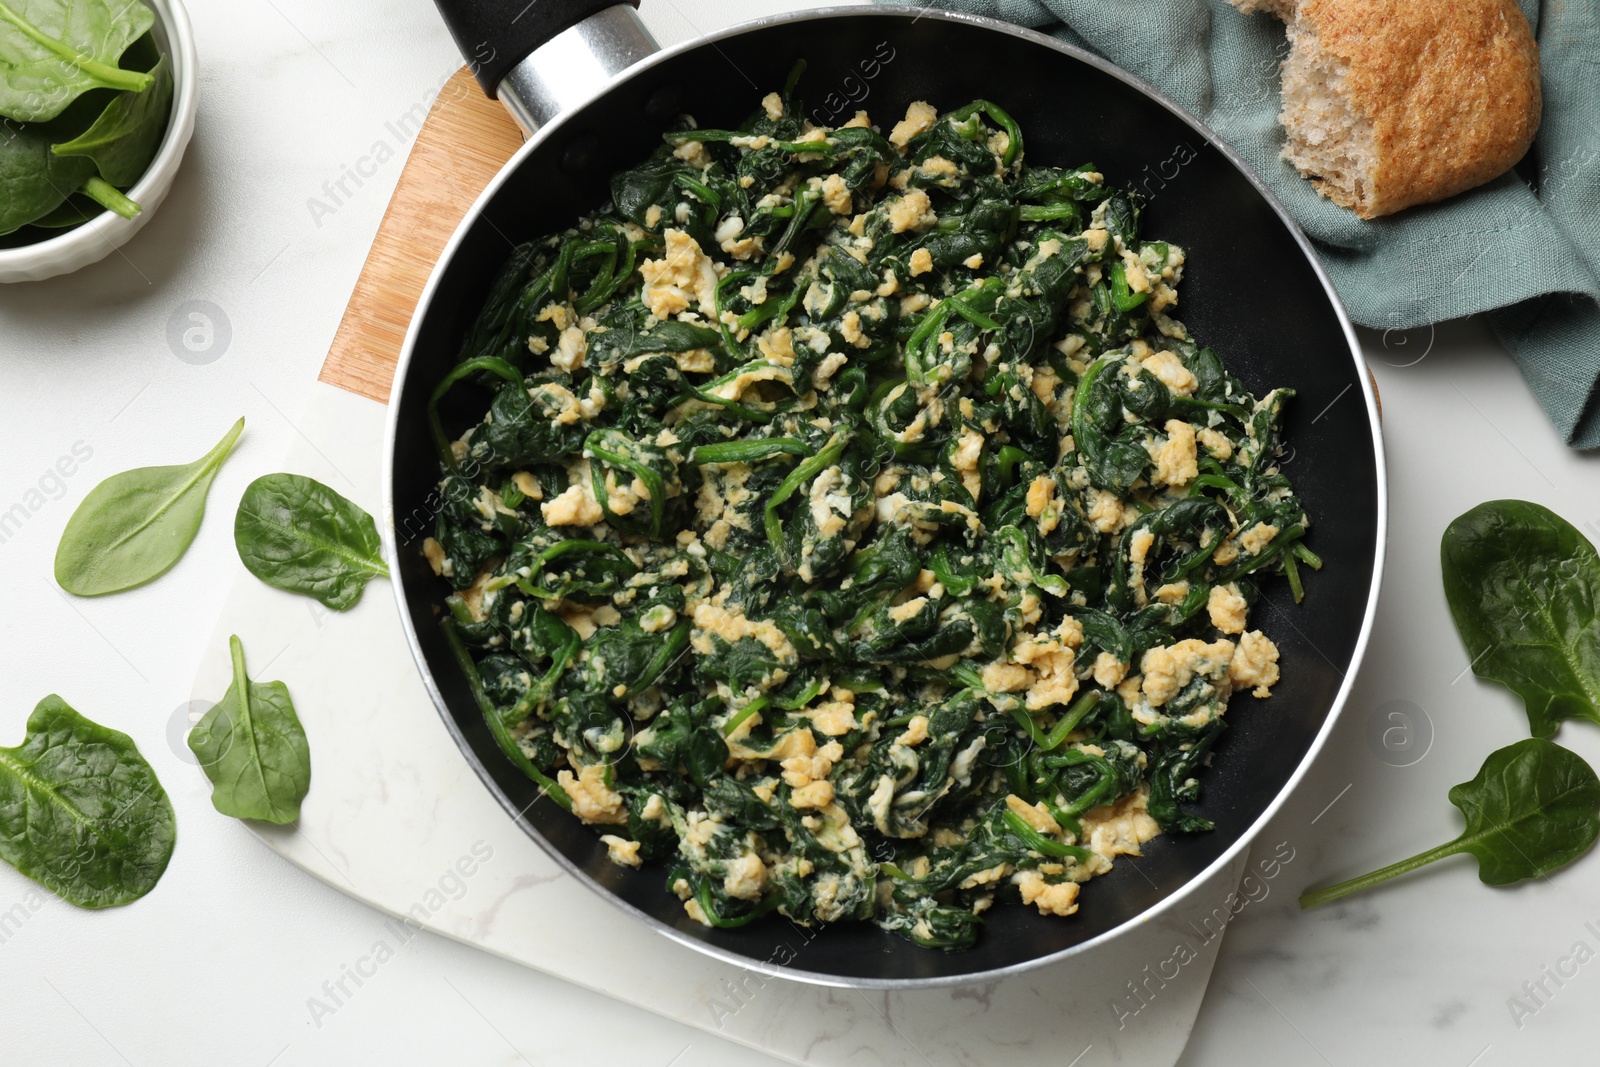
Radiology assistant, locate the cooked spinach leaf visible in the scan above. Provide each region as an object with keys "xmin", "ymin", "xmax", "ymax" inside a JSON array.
[
  {"xmin": 442, "ymin": 618, "xmax": 573, "ymax": 811},
  {"xmin": 0, "ymin": 0, "xmax": 153, "ymax": 121},
  {"xmin": 1301, "ymin": 738, "xmax": 1600, "ymax": 907},
  {"xmin": 235, "ymin": 473, "xmax": 389, "ymax": 611},
  {"xmin": 188, "ymin": 635, "xmax": 311, "ymax": 824},
  {"xmin": 55, "ymin": 417, "xmax": 244, "ymax": 596},
  {"xmin": 0, "ymin": 694, "xmax": 175, "ymax": 908},
  {"xmin": 1442, "ymin": 500, "xmax": 1600, "ymax": 736}
]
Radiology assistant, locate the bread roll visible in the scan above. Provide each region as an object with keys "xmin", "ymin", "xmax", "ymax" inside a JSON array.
[{"xmin": 1228, "ymin": 0, "xmax": 1541, "ymax": 218}]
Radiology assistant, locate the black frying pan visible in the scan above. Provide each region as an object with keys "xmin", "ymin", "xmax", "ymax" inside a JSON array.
[{"xmin": 383, "ymin": 0, "xmax": 1386, "ymax": 987}]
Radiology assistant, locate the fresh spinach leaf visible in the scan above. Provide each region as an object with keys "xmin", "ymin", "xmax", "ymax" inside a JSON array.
[
  {"xmin": 20, "ymin": 174, "xmax": 141, "ymax": 226},
  {"xmin": 188, "ymin": 635, "xmax": 311, "ymax": 824},
  {"xmin": 0, "ymin": 27, "xmax": 161, "ymax": 235},
  {"xmin": 51, "ymin": 50, "xmax": 169, "ymax": 186},
  {"xmin": 0, "ymin": 111, "xmax": 94, "ymax": 233},
  {"xmin": 0, "ymin": 0, "xmax": 153, "ymax": 122},
  {"xmin": 1442, "ymin": 500, "xmax": 1600, "ymax": 736},
  {"xmin": 234, "ymin": 473, "xmax": 389, "ymax": 611},
  {"xmin": 1300, "ymin": 738, "xmax": 1600, "ymax": 907},
  {"xmin": 55, "ymin": 417, "xmax": 244, "ymax": 596},
  {"xmin": 23, "ymin": 188, "xmax": 95, "ymax": 226},
  {"xmin": 0, "ymin": 694, "xmax": 175, "ymax": 908}
]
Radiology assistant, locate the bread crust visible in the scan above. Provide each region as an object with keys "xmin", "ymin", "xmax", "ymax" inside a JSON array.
[{"xmin": 1241, "ymin": 0, "xmax": 1541, "ymax": 218}]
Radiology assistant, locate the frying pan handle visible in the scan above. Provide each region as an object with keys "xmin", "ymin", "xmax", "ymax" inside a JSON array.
[{"xmin": 432, "ymin": 0, "xmax": 657, "ymax": 131}]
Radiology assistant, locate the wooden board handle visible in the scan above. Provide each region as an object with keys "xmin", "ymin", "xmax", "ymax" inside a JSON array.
[{"xmin": 318, "ymin": 67, "xmax": 524, "ymax": 404}]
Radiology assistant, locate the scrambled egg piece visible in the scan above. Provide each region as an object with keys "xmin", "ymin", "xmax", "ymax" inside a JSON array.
[
  {"xmin": 982, "ymin": 660, "xmax": 1031, "ymax": 693},
  {"xmin": 639, "ymin": 229, "xmax": 720, "ymax": 319},
  {"xmin": 1208, "ymin": 582, "xmax": 1249, "ymax": 634},
  {"xmin": 813, "ymin": 351, "xmax": 849, "ymax": 390},
  {"xmin": 723, "ymin": 853, "xmax": 768, "ymax": 900},
  {"xmin": 1025, "ymin": 475, "xmax": 1057, "ymax": 533},
  {"xmin": 558, "ymin": 764, "xmax": 628, "ymax": 825},
  {"xmin": 809, "ymin": 698, "xmax": 857, "ymax": 736},
  {"xmin": 895, "ymin": 715, "xmax": 930, "ymax": 747},
  {"xmin": 1139, "ymin": 639, "xmax": 1235, "ymax": 707},
  {"xmin": 422, "ymin": 537, "xmax": 450, "ymax": 577},
  {"xmin": 1005, "ymin": 794, "xmax": 1058, "ymax": 834},
  {"xmin": 1197, "ymin": 426, "xmax": 1233, "ymax": 460},
  {"xmin": 790, "ymin": 780, "xmax": 835, "ymax": 809},
  {"xmin": 889, "ymin": 100, "xmax": 938, "ymax": 147},
  {"xmin": 1140, "ymin": 350, "xmax": 1196, "ymax": 396},
  {"xmin": 1230, "ymin": 630, "xmax": 1281, "ymax": 697},
  {"xmin": 1240, "ymin": 522, "xmax": 1279, "ymax": 556},
  {"xmin": 888, "ymin": 596, "xmax": 927, "ymax": 624},
  {"xmin": 601, "ymin": 835, "xmax": 642, "ymax": 867},
  {"xmin": 1147, "ymin": 419, "xmax": 1199, "ymax": 488},
  {"xmin": 1154, "ymin": 581, "xmax": 1188, "ymax": 605},
  {"xmin": 887, "ymin": 188, "xmax": 937, "ymax": 234},
  {"xmin": 541, "ymin": 468, "xmax": 604, "ymax": 527},
  {"xmin": 554, "ymin": 318, "xmax": 595, "ymax": 372},
  {"xmin": 510, "ymin": 471, "xmax": 542, "ymax": 499},
  {"xmin": 839, "ymin": 310, "xmax": 870, "ymax": 348},
  {"xmin": 1088, "ymin": 487, "xmax": 1136, "ymax": 534},
  {"xmin": 1093, "ymin": 651, "xmax": 1128, "ymax": 688},
  {"xmin": 1119, "ymin": 248, "xmax": 1151, "ymax": 293},
  {"xmin": 953, "ymin": 428, "xmax": 984, "ymax": 499},
  {"xmin": 672, "ymin": 139, "xmax": 711, "ymax": 170},
  {"xmin": 690, "ymin": 600, "xmax": 797, "ymax": 660},
  {"xmin": 820, "ymin": 173, "xmax": 852, "ymax": 215},
  {"xmin": 1013, "ymin": 634, "xmax": 1080, "ymax": 711},
  {"xmin": 782, "ymin": 740, "xmax": 844, "ymax": 788},
  {"xmin": 958, "ymin": 863, "xmax": 1012, "ymax": 890},
  {"xmin": 1012, "ymin": 869, "xmax": 1081, "ymax": 916},
  {"xmin": 1080, "ymin": 787, "xmax": 1162, "ymax": 868}
]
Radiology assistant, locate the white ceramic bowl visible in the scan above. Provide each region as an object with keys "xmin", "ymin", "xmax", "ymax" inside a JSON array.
[{"xmin": 0, "ymin": 0, "xmax": 198, "ymax": 284}]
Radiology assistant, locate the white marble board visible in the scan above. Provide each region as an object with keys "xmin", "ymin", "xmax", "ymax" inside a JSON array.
[{"xmin": 188, "ymin": 382, "xmax": 1255, "ymax": 1067}]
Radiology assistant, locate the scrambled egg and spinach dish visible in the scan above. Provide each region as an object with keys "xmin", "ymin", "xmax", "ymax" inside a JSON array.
[{"xmin": 426, "ymin": 82, "xmax": 1319, "ymax": 950}]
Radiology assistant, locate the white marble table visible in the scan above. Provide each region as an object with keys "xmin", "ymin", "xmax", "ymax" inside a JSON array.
[{"xmin": 2, "ymin": 0, "xmax": 1597, "ymax": 1063}]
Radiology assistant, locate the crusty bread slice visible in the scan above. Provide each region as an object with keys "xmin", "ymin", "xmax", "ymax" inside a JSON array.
[{"xmin": 1228, "ymin": 0, "xmax": 1541, "ymax": 218}]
